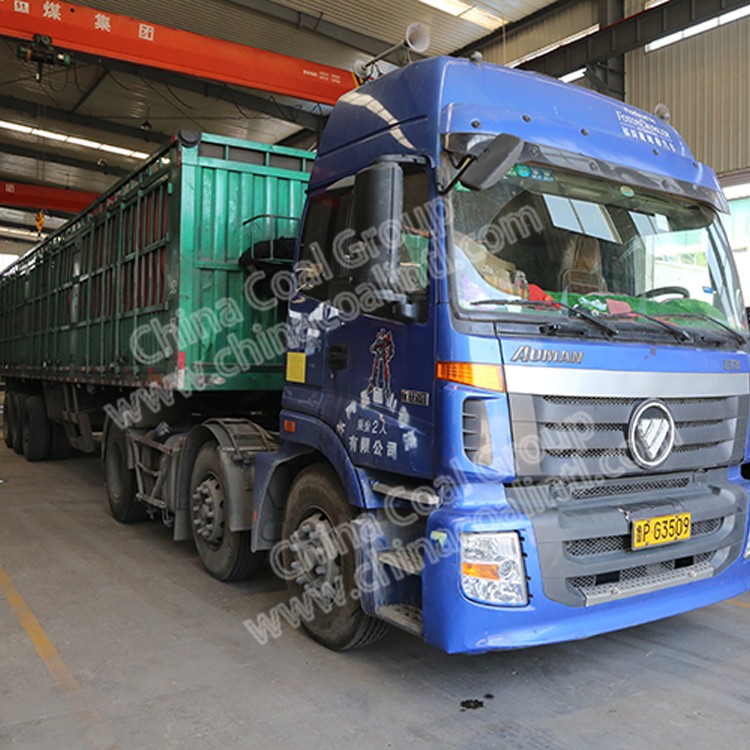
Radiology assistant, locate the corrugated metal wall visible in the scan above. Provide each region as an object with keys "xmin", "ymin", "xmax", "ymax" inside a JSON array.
[
  {"xmin": 479, "ymin": 0, "xmax": 749, "ymax": 175},
  {"xmin": 481, "ymin": 0, "xmax": 597, "ymax": 66},
  {"xmin": 624, "ymin": 0, "xmax": 750, "ymax": 175}
]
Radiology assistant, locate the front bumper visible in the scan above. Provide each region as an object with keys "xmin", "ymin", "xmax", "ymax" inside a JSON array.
[{"xmin": 421, "ymin": 473, "xmax": 750, "ymax": 654}]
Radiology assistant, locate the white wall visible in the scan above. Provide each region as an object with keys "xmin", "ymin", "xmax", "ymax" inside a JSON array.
[{"xmin": 0, "ymin": 253, "xmax": 20, "ymax": 272}]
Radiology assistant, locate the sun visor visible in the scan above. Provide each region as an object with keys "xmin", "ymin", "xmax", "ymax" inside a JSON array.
[{"xmin": 441, "ymin": 102, "xmax": 728, "ymax": 213}]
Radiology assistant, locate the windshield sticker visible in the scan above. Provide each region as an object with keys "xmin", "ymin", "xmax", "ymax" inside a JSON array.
[{"xmin": 513, "ymin": 164, "xmax": 554, "ymax": 182}]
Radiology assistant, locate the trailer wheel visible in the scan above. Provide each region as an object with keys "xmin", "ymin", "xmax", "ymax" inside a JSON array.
[
  {"xmin": 189, "ymin": 442, "xmax": 262, "ymax": 582},
  {"xmin": 11, "ymin": 393, "xmax": 26, "ymax": 455},
  {"xmin": 281, "ymin": 464, "xmax": 389, "ymax": 651},
  {"xmin": 49, "ymin": 423, "xmax": 73, "ymax": 460},
  {"xmin": 104, "ymin": 424, "xmax": 149, "ymax": 523},
  {"xmin": 22, "ymin": 395, "xmax": 52, "ymax": 461},
  {"xmin": 3, "ymin": 391, "xmax": 15, "ymax": 449}
]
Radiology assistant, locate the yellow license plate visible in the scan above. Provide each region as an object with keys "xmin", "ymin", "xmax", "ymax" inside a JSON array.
[{"xmin": 632, "ymin": 512, "xmax": 691, "ymax": 550}]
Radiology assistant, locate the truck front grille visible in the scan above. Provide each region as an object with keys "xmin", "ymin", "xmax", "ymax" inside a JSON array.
[
  {"xmin": 508, "ymin": 393, "xmax": 748, "ymax": 480},
  {"xmin": 569, "ymin": 476, "xmax": 690, "ymax": 501}
]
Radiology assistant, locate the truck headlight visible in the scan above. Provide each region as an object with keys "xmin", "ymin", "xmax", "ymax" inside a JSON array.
[
  {"xmin": 744, "ymin": 528, "xmax": 750, "ymax": 559},
  {"xmin": 460, "ymin": 532, "xmax": 528, "ymax": 606}
]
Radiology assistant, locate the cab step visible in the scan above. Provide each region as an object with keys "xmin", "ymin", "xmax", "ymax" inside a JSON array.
[
  {"xmin": 376, "ymin": 604, "xmax": 423, "ymax": 636},
  {"xmin": 378, "ymin": 547, "xmax": 425, "ymax": 576}
]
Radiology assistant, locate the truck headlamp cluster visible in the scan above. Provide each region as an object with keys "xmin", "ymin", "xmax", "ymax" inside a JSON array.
[
  {"xmin": 744, "ymin": 528, "xmax": 750, "ymax": 559},
  {"xmin": 460, "ymin": 532, "xmax": 528, "ymax": 606}
]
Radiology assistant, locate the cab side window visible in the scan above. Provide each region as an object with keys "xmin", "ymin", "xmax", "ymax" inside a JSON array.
[
  {"xmin": 399, "ymin": 171, "xmax": 431, "ymax": 302},
  {"xmin": 296, "ymin": 189, "xmax": 353, "ymax": 302},
  {"xmin": 297, "ymin": 169, "xmax": 431, "ymax": 321}
]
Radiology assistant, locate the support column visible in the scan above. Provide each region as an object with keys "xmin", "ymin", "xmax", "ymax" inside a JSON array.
[{"xmin": 586, "ymin": 0, "xmax": 625, "ymax": 100}]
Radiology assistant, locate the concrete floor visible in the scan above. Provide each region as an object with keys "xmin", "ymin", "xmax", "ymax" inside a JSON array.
[{"xmin": 2, "ymin": 449, "xmax": 750, "ymax": 750}]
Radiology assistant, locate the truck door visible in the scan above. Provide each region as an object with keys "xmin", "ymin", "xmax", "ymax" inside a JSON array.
[
  {"xmin": 284, "ymin": 189, "xmax": 351, "ymax": 417},
  {"xmin": 292, "ymin": 169, "xmax": 435, "ymax": 480}
]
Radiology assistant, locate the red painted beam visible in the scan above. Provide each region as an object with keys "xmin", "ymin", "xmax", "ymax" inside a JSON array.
[
  {"xmin": 0, "ymin": 1, "xmax": 356, "ymax": 105},
  {"xmin": 0, "ymin": 180, "xmax": 98, "ymax": 213}
]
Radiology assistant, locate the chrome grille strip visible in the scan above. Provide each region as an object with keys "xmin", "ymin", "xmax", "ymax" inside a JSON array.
[
  {"xmin": 508, "ymin": 392, "xmax": 748, "ymax": 479},
  {"xmin": 504, "ymin": 367, "xmax": 749, "ymax": 398}
]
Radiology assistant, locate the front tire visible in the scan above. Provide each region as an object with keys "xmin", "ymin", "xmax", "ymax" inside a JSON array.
[
  {"xmin": 104, "ymin": 424, "xmax": 149, "ymax": 523},
  {"xmin": 281, "ymin": 464, "xmax": 389, "ymax": 651},
  {"xmin": 189, "ymin": 442, "xmax": 262, "ymax": 582}
]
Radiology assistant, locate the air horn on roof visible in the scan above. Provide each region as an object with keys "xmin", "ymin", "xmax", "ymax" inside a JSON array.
[{"xmin": 353, "ymin": 23, "xmax": 430, "ymax": 81}]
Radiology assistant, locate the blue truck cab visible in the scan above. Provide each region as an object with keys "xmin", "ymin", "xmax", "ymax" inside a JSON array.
[{"xmin": 262, "ymin": 56, "xmax": 750, "ymax": 653}]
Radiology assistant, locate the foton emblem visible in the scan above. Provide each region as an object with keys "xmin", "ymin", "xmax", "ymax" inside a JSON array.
[{"xmin": 628, "ymin": 401, "xmax": 675, "ymax": 469}]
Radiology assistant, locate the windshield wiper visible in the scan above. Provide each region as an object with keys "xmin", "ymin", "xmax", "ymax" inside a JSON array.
[
  {"xmin": 658, "ymin": 312, "xmax": 748, "ymax": 347},
  {"xmin": 603, "ymin": 311, "xmax": 693, "ymax": 344},
  {"xmin": 471, "ymin": 298, "xmax": 619, "ymax": 337}
]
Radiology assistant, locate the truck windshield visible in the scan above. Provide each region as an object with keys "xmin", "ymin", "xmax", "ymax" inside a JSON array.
[{"xmin": 448, "ymin": 165, "xmax": 746, "ymax": 340}]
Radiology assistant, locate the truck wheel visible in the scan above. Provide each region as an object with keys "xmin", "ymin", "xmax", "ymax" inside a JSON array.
[
  {"xmin": 49, "ymin": 423, "xmax": 73, "ymax": 460},
  {"xmin": 22, "ymin": 395, "xmax": 52, "ymax": 461},
  {"xmin": 11, "ymin": 393, "xmax": 26, "ymax": 455},
  {"xmin": 3, "ymin": 391, "xmax": 15, "ymax": 449},
  {"xmin": 281, "ymin": 464, "xmax": 389, "ymax": 651},
  {"xmin": 104, "ymin": 424, "xmax": 149, "ymax": 523},
  {"xmin": 189, "ymin": 442, "xmax": 263, "ymax": 582}
]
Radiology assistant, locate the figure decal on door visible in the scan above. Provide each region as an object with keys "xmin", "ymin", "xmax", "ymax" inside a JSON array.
[{"xmin": 367, "ymin": 328, "xmax": 395, "ymax": 398}]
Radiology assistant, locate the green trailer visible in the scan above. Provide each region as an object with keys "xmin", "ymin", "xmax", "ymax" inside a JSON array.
[
  {"xmin": 1, "ymin": 132, "xmax": 311, "ymax": 470},
  {"xmin": 0, "ymin": 132, "xmax": 312, "ymax": 393}
]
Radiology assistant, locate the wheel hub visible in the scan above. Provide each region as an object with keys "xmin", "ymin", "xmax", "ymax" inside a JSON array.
[
  {"xmin": 290, "ymin": 512, "xmax": 342, "ymax": 603},
  {"xmin": 192, "ymin": 476, "xmax": 225, "ymax": 546}
]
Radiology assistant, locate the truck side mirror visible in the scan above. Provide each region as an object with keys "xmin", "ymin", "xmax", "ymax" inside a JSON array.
[
  {"xmin": 352, "ymin": 161, "xmax": 404, "ymax": 288},
  {"xmin": 460, "ymin": 133, "xmax": 524, "ymax": 191},
  {"xmin": 351, "ymin": 161, "xmax": 425, "ymax": 323}
]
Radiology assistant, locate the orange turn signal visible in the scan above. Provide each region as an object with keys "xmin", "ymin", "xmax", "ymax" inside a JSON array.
[
  {"xmin": 436, "ymin": 362, "xmax": 505, "ymax": 392},
  {"xmin": 462, "ymin": 561, "xmax": 500, "ymax": 581}
]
